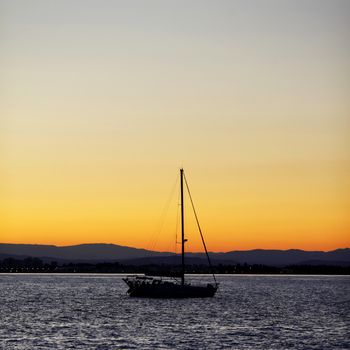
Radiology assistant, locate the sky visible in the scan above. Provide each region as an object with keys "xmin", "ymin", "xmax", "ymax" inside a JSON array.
[{"xmin": 1, "ymin": 0, "xmax": 349, "ymax": 252}]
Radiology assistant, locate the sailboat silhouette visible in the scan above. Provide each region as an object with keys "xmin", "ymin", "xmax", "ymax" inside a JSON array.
[{"xmin": 123, "ymin": 168, "xmax": 218, "ymax": 298}]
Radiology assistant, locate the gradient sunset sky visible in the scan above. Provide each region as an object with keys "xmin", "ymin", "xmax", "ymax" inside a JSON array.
[{"xmin": 1, "ymin": 0, "xmax": 349, "ymax": 252}]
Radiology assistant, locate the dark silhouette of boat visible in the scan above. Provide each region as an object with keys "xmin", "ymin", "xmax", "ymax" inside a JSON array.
[{"xmin": 123, "ymin": 169, "xmax": 218, "ymax": 298}]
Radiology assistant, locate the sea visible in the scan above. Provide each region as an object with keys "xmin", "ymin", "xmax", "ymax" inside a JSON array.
[{"xmin": 0, "ymin": 274, "xmax": 349, "ymax": 349}]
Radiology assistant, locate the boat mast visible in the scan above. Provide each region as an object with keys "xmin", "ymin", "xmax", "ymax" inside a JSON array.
[{"xmin": 180, "ymin": 168, "xmax": 185, "ymax": 285}]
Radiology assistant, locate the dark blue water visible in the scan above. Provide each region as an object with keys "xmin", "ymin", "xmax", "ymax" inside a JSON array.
[{"xmin": 0, "ymin": 274, "xmax": 349, "ymax": 349}]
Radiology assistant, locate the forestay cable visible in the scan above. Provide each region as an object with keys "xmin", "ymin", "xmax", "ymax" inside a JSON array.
[{"xmin": 183, "ymin": 172, "xmax": 218, "ymax": 286}]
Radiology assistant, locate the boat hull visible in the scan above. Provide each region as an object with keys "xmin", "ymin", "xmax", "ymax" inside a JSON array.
[{"xmin": 123, "ymin": 278, "xmax": 217, "ymax": 298}]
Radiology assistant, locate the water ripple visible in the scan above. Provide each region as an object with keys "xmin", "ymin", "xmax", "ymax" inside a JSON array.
[{"xmin": 0, "ymin": 274, "xmax": 349, "ymax": 349}]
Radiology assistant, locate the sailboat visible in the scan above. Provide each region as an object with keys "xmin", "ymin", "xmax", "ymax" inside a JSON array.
[{"xmin": 123, "ymin": 168, "xmax": 218, "ymax": 298}]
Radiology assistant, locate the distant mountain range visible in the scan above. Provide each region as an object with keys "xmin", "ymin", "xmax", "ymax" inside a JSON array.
[
  {"xmin": 0, "ymin": 243, "xmax": 168, "ymax": 262},
  {"xmin": 0, "ymin": 243, "xmax": 349, "ymax": 266}
]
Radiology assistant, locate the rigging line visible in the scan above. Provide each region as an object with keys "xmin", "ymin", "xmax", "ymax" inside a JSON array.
[
  {"xmin": 174, "ymin": 184, "xmax": 180, "ymax": 258},
  {"xmin": 164, "ymin": 189, "xmax": 180, "ymax": 259},
  {"xmin": 147, "ymin": 173, "xmax": 179, "ymax": 252},
  {"xmin": 183, "ymin": 172, "xmax": 218, "ymax": 286}
]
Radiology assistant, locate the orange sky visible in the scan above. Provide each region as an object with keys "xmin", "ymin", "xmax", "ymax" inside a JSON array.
[{"xmin": 1, "ymin": 1, "xmax": 349, "ymax": 252}]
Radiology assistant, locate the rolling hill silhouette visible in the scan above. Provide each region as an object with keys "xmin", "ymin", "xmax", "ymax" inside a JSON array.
[{"xmin": 0, "ymin": 243, "xmax": 349, "ymax": 266}]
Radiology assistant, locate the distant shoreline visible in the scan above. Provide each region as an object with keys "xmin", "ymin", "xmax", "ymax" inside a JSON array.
[
  {"xmin": 1, "ymin": 256, "xmax": 349, "ymax": 275},
  {"xmin": 1, "ymin": 273, "xmax": 350, "ymax": 277}
]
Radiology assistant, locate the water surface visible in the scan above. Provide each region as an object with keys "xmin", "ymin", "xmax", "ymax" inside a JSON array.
[{"xmin": 0, "ymin": 274, "xmax": 349, "ymax": 349}]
